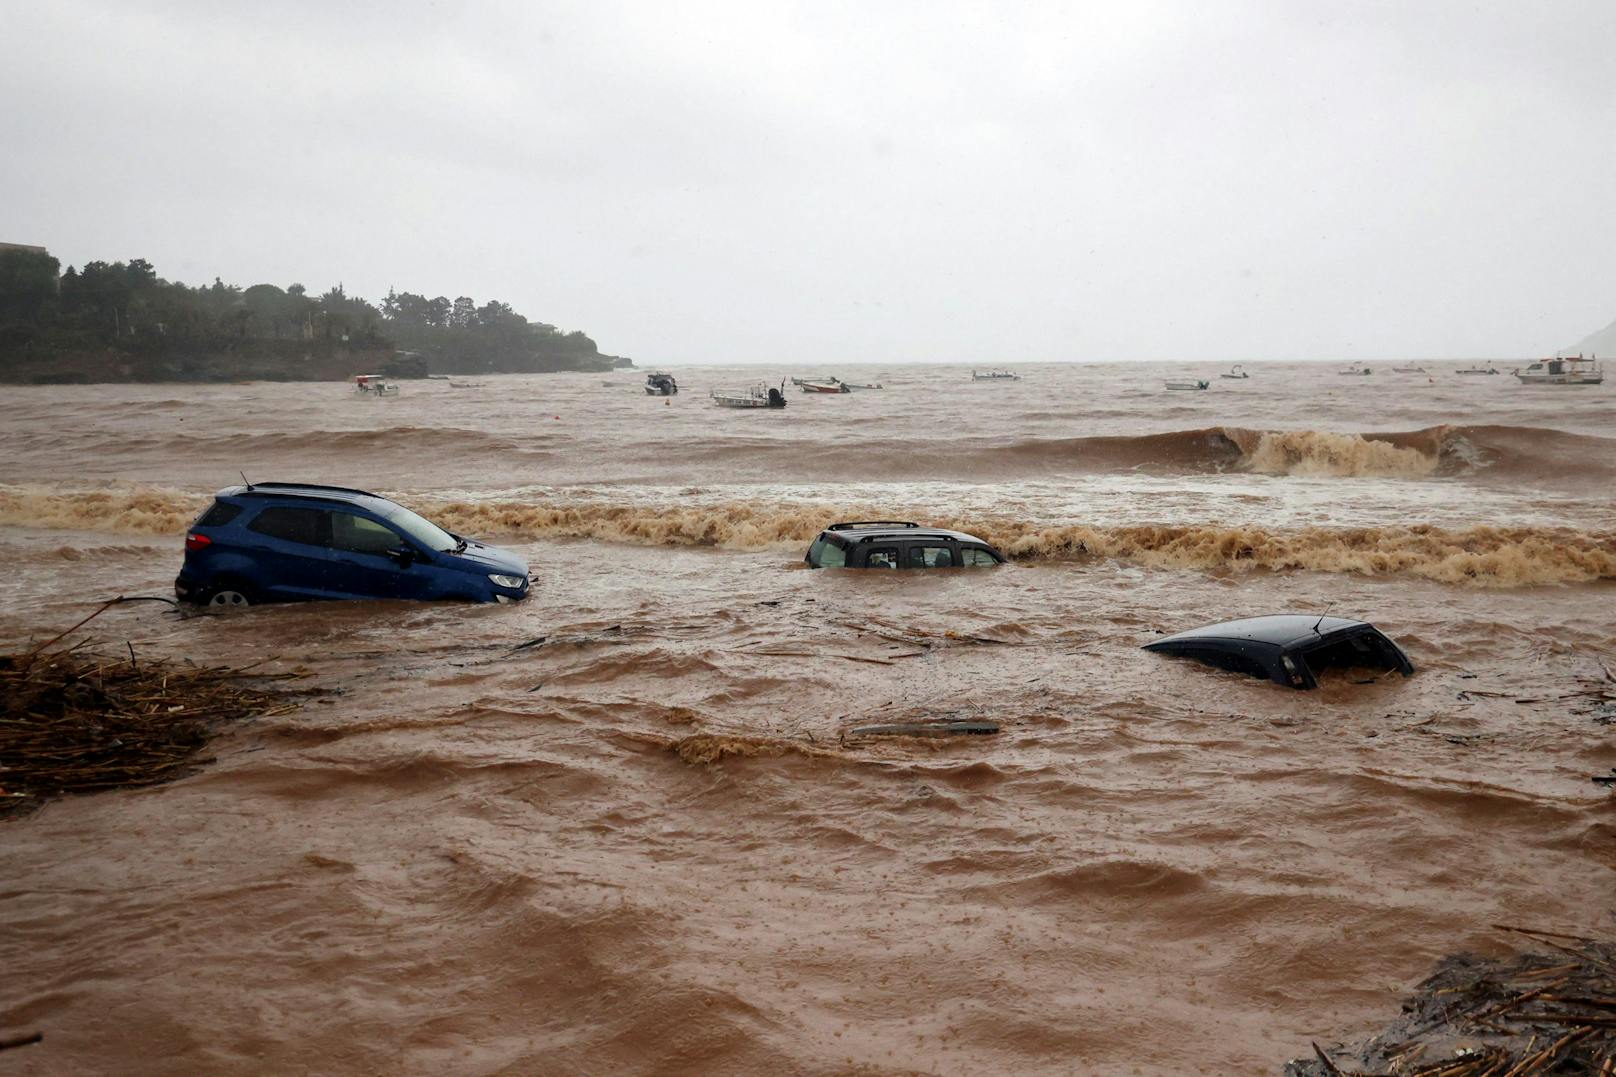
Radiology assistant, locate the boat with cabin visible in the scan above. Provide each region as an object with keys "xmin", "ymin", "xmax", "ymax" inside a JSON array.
[
  {"xmin": 1220, "ymin": 364, "xmax": 1249, "ymax": 379},
  {"xmin": 354, "ymin": 374, "xmax": 399, "ymax": 396},
  {"xmin": 645, "ymin": 372, "xmax": 678, "ymax": 396},
  {"xmin": 1513, "ymin": 355, "xmax": 1604, "ymax": 386},
  {"xmin": 711, "ymin": 383, "xmax": 788, "ymax": 408}
]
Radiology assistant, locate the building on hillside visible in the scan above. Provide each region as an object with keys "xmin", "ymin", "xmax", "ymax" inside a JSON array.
[{"xmin": 0, "ymin": 242, "xmax": 49, "ymax": 256}]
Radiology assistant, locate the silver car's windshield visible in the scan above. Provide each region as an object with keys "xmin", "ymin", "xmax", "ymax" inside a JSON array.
[{"xmin": 384, "ymin": 505, "xmax": 457, "ymax": 552}]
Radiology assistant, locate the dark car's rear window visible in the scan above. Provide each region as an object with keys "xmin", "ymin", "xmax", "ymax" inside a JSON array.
[
  {"xmin": 195, "ymin": 502, "xmax": 243, "ymax": 528},
  {"xmin": 806, "ymin": 535, "xmax": 847, "ymax": 567}
]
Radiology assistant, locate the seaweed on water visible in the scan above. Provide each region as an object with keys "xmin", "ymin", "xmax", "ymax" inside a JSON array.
[
  {"xmin": 0, "ymin": 600, "xmax": 301, "ymax": 818},
  {"xmin": 1285, "ymin": 926, "xmax": 1616, "ymax": 1076}
]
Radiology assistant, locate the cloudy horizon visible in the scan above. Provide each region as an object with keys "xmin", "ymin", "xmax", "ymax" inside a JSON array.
[{"xmin": 5, "ymin": 0, "xmax": 1614, "ymax": 364}]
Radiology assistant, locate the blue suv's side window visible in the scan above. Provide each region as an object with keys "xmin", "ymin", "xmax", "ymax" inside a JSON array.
[
  {"xmin": 330, "ymin": 512, "xmax": 401, "ymax": 555},
  {"xmin": 248, "ymin": 507, "xmax": 325, "ymax": 546}
]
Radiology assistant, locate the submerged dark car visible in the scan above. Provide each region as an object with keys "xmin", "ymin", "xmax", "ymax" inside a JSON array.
[
  {"xmin": 804, "ymin": 521, "xmax": 1006, "ymax": 569},
  {"xmin": 1143, "ymin": 614, "xmax": 1414, "ymax": 690}
]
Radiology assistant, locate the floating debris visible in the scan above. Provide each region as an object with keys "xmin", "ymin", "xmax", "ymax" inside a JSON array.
[
  {"xmin": 1, "ymin": 605, "xmax": 300, "ymax": 818},
  {"xmin": 847, "ymin": 721, "xmax": 1000, "ymax": 737},
  {"xmin": 1284, "ymin": 925, "xmax": 1616, "ymax": 1075}
]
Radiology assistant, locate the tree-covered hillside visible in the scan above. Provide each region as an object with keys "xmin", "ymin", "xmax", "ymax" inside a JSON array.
[{"xmin": 0, "ymin": 248, "xmax": 631, "ymax": 383}]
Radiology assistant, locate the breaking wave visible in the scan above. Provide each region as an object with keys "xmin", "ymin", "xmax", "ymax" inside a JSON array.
[
  {"xmin": 676, "ymin": 424, "xmax": 1616, "ymax": 484},
  {"xmin": 995, "ymin": 423, "xmax": 1616, "ymax": 482},
  {"xmin": 3, "ymin": 485, "xmax": 1612, "ymax": 587}
]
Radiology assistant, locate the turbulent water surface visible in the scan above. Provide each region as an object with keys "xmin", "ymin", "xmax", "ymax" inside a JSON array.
[{"xmin": 1, "ymin": 361, "xmax": 1613, "ymax": 1074}]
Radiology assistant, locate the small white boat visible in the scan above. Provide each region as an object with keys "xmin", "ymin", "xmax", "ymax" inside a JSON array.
[
  {"xmin": 354, "ymin": 374, "xmax": 399, "ymax": 396},
  {"xmin": 839, "ymin": 381, "xmax": 884, "ymax": 390},
  {"xmin": 799, "ymin": 378, "xmax": 851, "ymax": 394},
  {"xmin": 448, "ymin": 380, "xmax": 485, "ymax": 389},
  {"xmin": 1455, "ymin": 364, "xmax": 1501, "ymax": 376},
  {"xmin": 1513, "ymin": 354, "xmax": 1604, "ymax": 386},
  {"xmin": 1219, "ymin": 364, "xmax": 1249, "ymax": 379},
  {"xmin": 1391, "ymin": 364, "xmax": 1426, "ymax": 373},
  {"xmin": 1164, "ymin": 379, "xmax": 1210, "ymax": 391},
  {"xmin": 971, "ymin": 368, "xmax": 1021, "ymax": 381},
  {"xmin": 711, "ymin": 383, "xmax": 788, "ymax": 408},
  {"xmin": 426, "ymin": 374, "xmax": 451, "ymax": 381},
  {"xmin": 1339, "ymin": 364, "xmax": 1372, "ymax": 376}
]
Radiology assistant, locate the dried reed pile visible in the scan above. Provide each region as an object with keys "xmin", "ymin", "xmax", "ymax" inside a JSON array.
[
  {"xmin": 1288, "ymin": 926, "xmax": 1616, "ymax": 1076},
  {"xmin": 1, "ymin": 620, "xmax": 295, "ymax": 817}
]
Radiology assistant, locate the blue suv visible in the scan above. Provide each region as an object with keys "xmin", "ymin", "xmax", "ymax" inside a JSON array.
[{"xmin": 175, "ymin": 483, "xmax": 530, "ymax": 607}]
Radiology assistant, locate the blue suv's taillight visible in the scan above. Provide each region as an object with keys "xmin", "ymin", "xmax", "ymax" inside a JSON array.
[{"xmin": 185, "ymin": 532, "xmax": 212, "ymax": 552}]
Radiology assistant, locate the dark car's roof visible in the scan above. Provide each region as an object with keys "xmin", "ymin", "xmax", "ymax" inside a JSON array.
[
  {"xmin": 1145, "ymin": 615, "xmax": 1369, "ymax": 650},
  {"xmin": 820, "ymin": 523, "xmax": 995, "ymax": 545},
  {"xmin": 215, "ymin": 483, "xmax": 399, "ymax": 513}
]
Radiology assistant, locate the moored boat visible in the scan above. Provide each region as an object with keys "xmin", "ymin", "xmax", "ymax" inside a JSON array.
[
  {"xmin": 799, "ymin": 378, "xmax": 851, "ymax": 394},
  {"xmin": 1339, "ymin": 364, "xmax": 1372, "ymax": 376},
  {"xmin": 1164, "ymin": 379, "xmax": 1210, "ymax": 391},
  {"xmin": 354, "ymin": 374, "xmax": 399, "ymax": 396},
  {"xmin": 711, "ymin": 383, "xmax": 788, "ymax": 408},
  {"xmin": 1455, "ymin": 364, "xmax": 1500, "ymax": 375},
  {"xmin": 971, "ymin": 368, "xmax": 1021, "ymax": 381},
  {"xmin": 645, "ymin": 372, "xmax": 678, "ymax": 396},
  {"xmin": 1391, "ymin": 364, "xmax": 1426, "ymax": 373},
  {"xmin": 1513, "ymin": 354, "xmax": 1604, "ymax": 386},
  {"xmin": 1220, "ymin": 364, "xmax": 1249, "ymax": 379}
]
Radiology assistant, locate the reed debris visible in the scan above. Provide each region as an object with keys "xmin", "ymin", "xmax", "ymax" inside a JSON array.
[
  {"xmin": 1286, "ymin": 927, "xmax": 1616, "ymax": 1075},
  {"xmin": 1, "ymin": 614, "xmax": 298, "ymax": 818}
]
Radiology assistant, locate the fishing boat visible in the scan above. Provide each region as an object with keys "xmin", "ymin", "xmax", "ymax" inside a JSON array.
[
  {"xmin": 1220, "ymin": 364, "xmax": 1249, "ymax": 379},
  {"xmin": 711, "ymin": 383, "xmax": 788, "ymax": 408},
  {"xmin": 971, "ymin": 368, "xmax": 1021, "ymax": 381},
  {"xmin": 1513, "ymin": 355, "xmax": 1604, "ymax": 386},
  {"xmin": 1164, "ymin": 379, "xmax": 1210, "ymax": 391},
  {"xmin": 1338, "ymin": 364, "xmax": 1372, "ymax": 376},
  {"xmin": 840, "ymin": 381, "xmax": 884, "ymax": 390},
  {"xmin": 1391, "ymin": 363, "xmax": 1426, "ymax": 373},
  {"xmin": 1455, "ymin": 364, "xmax": 1500, "ymax": 375},
  {"xmin": 799, "ymin": 379, "xmax": 851, "ymax": 394},
  {"xmin": 645, "ymin": 372, "xmax": 678, "ymax": 396},
  {"xmin": 353, "ymin": 374, "xmax": 399, "ymax": 396}
]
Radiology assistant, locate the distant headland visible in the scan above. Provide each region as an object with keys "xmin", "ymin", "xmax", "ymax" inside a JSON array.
[{"xmin": 0, "ymin": 243, "xmax": 633, "ymax": 384}]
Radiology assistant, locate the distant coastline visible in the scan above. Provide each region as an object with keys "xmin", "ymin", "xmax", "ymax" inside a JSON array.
[{"xmin": 0, "ymin": 245, "xmax": 633, "ymax": 384}]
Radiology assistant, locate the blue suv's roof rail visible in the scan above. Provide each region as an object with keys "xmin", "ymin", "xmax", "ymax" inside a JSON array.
[{"xmin": 226, "ymin": 482, "xmax": 381, "ymax": 499}]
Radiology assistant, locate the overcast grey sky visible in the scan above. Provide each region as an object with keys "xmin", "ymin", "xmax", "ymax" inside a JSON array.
[{"xmin": 4, "ymin": 0, "xmax": 1613, "ymax": 363}]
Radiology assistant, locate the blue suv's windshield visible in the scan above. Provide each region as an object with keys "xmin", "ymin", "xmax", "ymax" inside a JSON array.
[{"xmin": 383, "ymin": 504, "xmax": 458, "ymax": 552}]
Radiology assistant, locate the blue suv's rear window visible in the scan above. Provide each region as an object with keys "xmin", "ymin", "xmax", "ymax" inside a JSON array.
[
  {"xmin": 196, "ymin": 502, "xmax": 242, "ymax": 528},
  {"xmin": 248, "ymin": 507, "xmax": 324, "ymax": 546}
]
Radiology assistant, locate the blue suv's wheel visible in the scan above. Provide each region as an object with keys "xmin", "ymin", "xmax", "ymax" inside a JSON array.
[{"xmin": 201, "ymin": 578, "xmax": 256, "ymax": 609}]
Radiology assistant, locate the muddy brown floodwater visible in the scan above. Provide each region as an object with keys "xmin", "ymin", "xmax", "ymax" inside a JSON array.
[{"xmin": 2, "ymin": 362, "xmax": 1614, "ymax": 1074}]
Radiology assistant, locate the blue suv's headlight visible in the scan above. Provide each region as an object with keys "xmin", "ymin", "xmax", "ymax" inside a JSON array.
[{"xmin": 488, "ymin": 574, "xmax": 525, "ymax": 589}]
